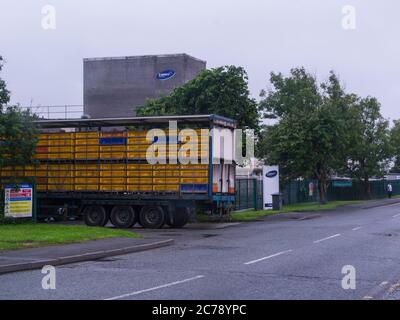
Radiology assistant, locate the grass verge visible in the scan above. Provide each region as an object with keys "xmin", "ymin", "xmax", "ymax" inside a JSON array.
[
  {"xmin": 231, "ymin": 200, "xmax": 364, "ymax": 222},
  {"xmin": 198, "ymin": 200, "xmax": 364, "ymax": 223},
  {"xmin": 0, "ymin": 224, "xmax": 139, "ymax": 251}
]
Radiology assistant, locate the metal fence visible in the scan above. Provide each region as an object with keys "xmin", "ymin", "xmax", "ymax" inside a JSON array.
[
  {"xmin": 235, "ymin": 178, "xmax": 263, "ymax": 211},
  {"xmin": 20, "ymin": 105, "xmax": 83, "ymax": 119},
  {"xmin": 235, "ymin": 177, "xmax": 399, "ymax": 212}
]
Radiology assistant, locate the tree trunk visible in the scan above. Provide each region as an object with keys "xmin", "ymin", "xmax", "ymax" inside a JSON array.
[
  {"xmin": 318, "ymin": 178, "xmax": 328, "ymax": 204},
  {"xmin": 363, "ymin": 175, "xmax": 371, "ymax": 200}
]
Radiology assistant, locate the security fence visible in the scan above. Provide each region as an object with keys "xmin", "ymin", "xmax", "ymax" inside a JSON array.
[
  {"xmin": 235, "ymin": 178, "xmax": 263, "ymax": 211},
  {"xmin": 235, "ymin": 177, "xmax": 400, "ymax": 211}
]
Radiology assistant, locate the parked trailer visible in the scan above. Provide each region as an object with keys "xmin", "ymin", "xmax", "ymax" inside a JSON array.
[{"xmin": 0, "ymin": 115, "xmax": 236, "ymax": 228}]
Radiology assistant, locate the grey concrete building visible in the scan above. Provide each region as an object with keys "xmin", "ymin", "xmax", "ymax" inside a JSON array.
[{"xmin": 83, "ymin": 53, "xmax": 206, "ymax": 118}]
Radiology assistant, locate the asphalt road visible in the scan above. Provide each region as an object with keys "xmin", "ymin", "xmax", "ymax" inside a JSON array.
[{"xmin": 1, "ymin": 202, "xmax": 400, "ymax": 300}]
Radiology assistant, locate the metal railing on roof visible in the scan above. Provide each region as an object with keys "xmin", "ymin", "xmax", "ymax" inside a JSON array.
[{"xmin": 19, "ymin": 105, "xmax": 83, "ymax": 119}]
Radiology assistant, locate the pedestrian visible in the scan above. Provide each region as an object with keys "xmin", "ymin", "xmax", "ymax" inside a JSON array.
[{"xmin": 387, "ymin": 183, "xmax": 393, "ymax": 199}]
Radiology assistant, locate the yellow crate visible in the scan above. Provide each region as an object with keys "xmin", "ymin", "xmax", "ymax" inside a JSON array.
[
  {"xmin": 137, "ymin": 185, "xmax": 153, "ymax": 191},
  {"xmin": 34, "ymin": 146, "xmax": 49, "ymax": 159},
  {"xmin": 100, "ymin": 164, "xmax": 126, "ymax": 170},
  {"xmin": 47, "ymin": 133, "xmax": 73, "ymax": 147},
  {"xmin": 37, "ymin": 184, "xmax": 47, "ymax": 191},
  {"xmin": 75, "ymin": 177, "xmax": 99, "ymax": 184},
  {"xmin": 182, "ymin": 164, "xmax": 208, "ymax": 170},
  {"xmin": 100, "ymin": 185, "xmax": 126, "ymax": 192},
  {"xmin": 127, "ymin": 131, "xmax": 147, "ymax": 138},
  {"xmin": 153, "ymin": 185, "xmax": 179, "ymax": 192},
  {"xmin": 75, "ymin": 132, "xmax": 99, "ymax": 139},
  {"xmin": 180, "ymin": 170, "xmax": 208, "ymax": 177},
  {"xmin": 35, "ymin": 165, "xmax": 48, "ymax": 177},
  {"xmin": 127, "ymin": 151, "xmax": 147, "ymax": 159},
  {"xmin": 75, "ymin": 185, "xmax": 99, "ymax": 191},
  {"xmin": 126, "ymin": 143, "xmax": 151, "ymax": 151},
  {"xmin": 75, "ymin": 164, "xmax": 99, "ymax": 177},
  {"xmin": 100, "ymin": 178, "xmax": 126, "ymax": 185},
  {"xmin": 153, "ymin": 177, "xmax": 180, "ymax": 184},
  {"xmin": 126, "ymin": 164, "xmax": 152, "ymax": 176},
  {"xmin": 180, "ymin": 177, "xmax": 208, "ymax": 184},
  {"xmin": 37, "ymin": 134, "xmax": 49, "ymax": 146}
]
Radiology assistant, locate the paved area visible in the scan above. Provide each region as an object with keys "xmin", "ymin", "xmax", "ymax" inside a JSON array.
[
  {"xmin": 1, "ymin": 200, "xmax": 400, "ymax": 300},
  {"xmin": 0, "ymin": 237, "xmax": 173, "ymax": 274}
]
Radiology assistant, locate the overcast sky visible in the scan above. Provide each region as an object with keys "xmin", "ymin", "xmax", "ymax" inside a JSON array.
[{"xmin": 1, "ymin": 0, "xmax": 399, "ymax": 121}]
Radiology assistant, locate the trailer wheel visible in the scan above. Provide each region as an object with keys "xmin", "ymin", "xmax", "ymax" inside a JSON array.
[
  {"xmin": 139, "ymin": 206, "xmax": 165, "ymax": 229},
  {"xmin": 110, "ymin": 206, "xmax": 137, "ymax": 228},
  {"xmin": 167, "ymin": 207, "xmax": 189, "ymax": 228},
  {"xmin": 83, "ymin": 205, "xmax": 109, "ymax": 227}
]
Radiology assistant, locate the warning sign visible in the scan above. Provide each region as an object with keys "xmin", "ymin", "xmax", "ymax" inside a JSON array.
[{"xmin": 4, "ymin": 184, "xmax": 33, "ymax": 218}]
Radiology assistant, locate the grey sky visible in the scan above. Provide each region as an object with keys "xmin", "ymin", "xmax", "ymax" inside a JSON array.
[{"xmin": 1, "ymin": 0, "xmax": 399, "ymax": 121}]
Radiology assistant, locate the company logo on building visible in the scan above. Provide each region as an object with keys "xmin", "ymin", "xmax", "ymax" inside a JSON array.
[
  {"xmin": 156, "ymin": 69, "xmax": 176, "ymax": 81},
  {"xmin": 265, "ymin": 170, "xmax": 278, "ymax": 178}
]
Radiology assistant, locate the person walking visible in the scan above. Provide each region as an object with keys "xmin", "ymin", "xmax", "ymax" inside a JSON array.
[{"xmin": 387, "ymin": 183, "xmax": 393, "ymax": 199}]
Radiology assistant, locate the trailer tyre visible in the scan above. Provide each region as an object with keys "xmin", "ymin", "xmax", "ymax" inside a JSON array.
[
  {"xmin": 168, "ymin": 207, "xmax": 189, "ymax": 228},
  {"xmin": 139, "ymin": 206, "xmax": 165, "ymax": 229},
  {"xmin": 83, "ymin": 205, "xmax": 109, "ymax": 227},
  {"xmin": 110, "ymin": 206, "xmax": 137, "ymax": 228}
]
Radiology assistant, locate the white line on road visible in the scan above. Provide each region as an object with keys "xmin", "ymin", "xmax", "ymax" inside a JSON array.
[
  {"xmin": 313, "ymin": 234, "xmax": 341, "ymax": 244},
  {"xmin": 104, "ymin": 275, "xmax": 205, "ymax": 300},
  {"xmin": 392, "ymin": 213, "xmax": 400, "ymax": 218},
  {"xmin": 352, "ymin": 227, "xmax": 363, "ymax": 231},
  {"xmin": 244, "ymin": 250, "xmax": 293, "ymax": 265}
]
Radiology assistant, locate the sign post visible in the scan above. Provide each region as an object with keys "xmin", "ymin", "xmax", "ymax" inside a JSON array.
[
  {"xmin": 262, "ymin": 166, "xmax": 280, "ymax": 210},
  {"xmin": 4, "ymin": 184, "xmax": 33, "ymax": 219}
]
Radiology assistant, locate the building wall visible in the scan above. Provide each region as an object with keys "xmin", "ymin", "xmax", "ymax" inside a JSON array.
[{"xmin": 83, "ymin": 54, "xmax": 206, "ymax": 118}]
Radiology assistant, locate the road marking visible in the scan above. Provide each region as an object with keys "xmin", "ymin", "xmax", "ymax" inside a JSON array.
[
  {"xmin": 313, "ymin": 234, "xmax": 341, "ymax": 244},
  {"xmin": 244, "ymin": 250, "xmax": 293, "ymax": 265},
  {"xmin": 352, "ymin": 227, "xmax": 362, "ymax": 231},
  {"xmin": 104, "ymin": 275, "xmax": 205, "ymax": 300},
  {"xmin": 379, "ymin": 281, "xmax": 389, "ymax": 286},
  {"xmin": 363, "ymin": 295, "xmax": 374, "ymax": 300},
  {"xmin": 392, "ymin": 213, "xmax": 400, "ymax": 218}
]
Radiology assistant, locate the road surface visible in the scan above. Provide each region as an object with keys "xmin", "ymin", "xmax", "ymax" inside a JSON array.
[{"xmin": 1, "ymin": 202, "xmax": 400, "ymax": 300}]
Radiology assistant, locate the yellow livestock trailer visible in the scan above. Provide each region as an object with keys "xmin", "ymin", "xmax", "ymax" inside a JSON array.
[{"xmin": 0, "ymin": 115, "xmax": 236, "ymax": 228}]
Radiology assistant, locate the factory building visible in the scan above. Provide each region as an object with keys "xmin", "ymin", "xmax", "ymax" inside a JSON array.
[{"xmin": 83, "ymin": 53, "xmax": 206, "ymax": 118}]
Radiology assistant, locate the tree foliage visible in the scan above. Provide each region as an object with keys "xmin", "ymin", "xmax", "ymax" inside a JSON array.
[
  {"xmin": 0, "ymin": 56, "xmax": 38, "ymax": 174},
  {"xmin": 257, "ymin": 67, "xmax": 391, "ymax": 202},
  {"xmin": 344, "ymin": 97, "xmax": 391, "ymax": 198},
  {"xmin": 0, "ymin": 56, "xmax": 10, "ymax": 111},
  {"xmin": 137, "ymin": 66, "xmax": 260, "ymax": 131}
]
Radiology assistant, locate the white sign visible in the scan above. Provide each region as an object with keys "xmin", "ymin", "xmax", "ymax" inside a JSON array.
[
  {"xmin": 262, "ymin": 166, "xmax": 279, "ymax": 210},
  {"xmin": 4, "ymin": 184, "xmax": 33, "ymax": 218}
]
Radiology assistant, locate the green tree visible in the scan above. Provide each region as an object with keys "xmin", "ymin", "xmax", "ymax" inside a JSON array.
[
  {"xmin": 0, "ymin": 56, "xmax": 10, "ymax": 110},
  {"xmin": 0, "ymin": 56, "xmax": 38, "ymax": 176},
  {"xmin": 345, "ymin": 97, "xmax": 391, "ymax": 198},
  {"xmin": 390, "ymin": 120, "xmax": 400, "ymax": 172},
  {"xmin": 137, "ymin": 66, "xmax": 260, "ymax": 131},
  {"xmin": 257, "ymin": 68, "xmax": 353, "ymax": 203}
]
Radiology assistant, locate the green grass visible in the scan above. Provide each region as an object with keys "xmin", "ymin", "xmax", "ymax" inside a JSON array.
[
  {"xmin": 0, "ymin": 224, "xmax": 139, "ymax": 251},
  {"xmin": 198, "ymin": 200, "xmax": 364, "ymax": 223},
  {"xmin": 231, "ymin": 200, "xmax": 364, "ymax": 222}
]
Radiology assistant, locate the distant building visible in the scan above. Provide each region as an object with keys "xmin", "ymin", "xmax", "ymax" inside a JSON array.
[{"xmin": 83, "ymin": 53, "xmax": 206, "ymax": 118}]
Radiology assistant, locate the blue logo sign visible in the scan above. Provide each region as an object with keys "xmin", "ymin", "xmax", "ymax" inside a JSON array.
[
  {"xmin": 266, "ymin": 170, "xmax": 278, "ymax": 178},
  {"xmin": 156, "ymin": 69, "xmax": 176, "ymax": 81}
]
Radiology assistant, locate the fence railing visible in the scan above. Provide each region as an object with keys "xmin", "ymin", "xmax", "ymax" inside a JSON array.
[
  {"xmin": 235, "ymin": 177, "xmax": 398, "ymax": 212},
  {"xmin": 20, "ymin": 105, "xmax": 84, "ymax": 119}
]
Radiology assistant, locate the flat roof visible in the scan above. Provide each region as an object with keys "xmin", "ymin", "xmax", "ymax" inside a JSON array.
[
  {"xmin": 83, "ymin": 53, "xmax": 206, "ymax": 65},
  {"xmin": 35, "ymin": 114, "xmax": 236, "ymax": 129}
]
